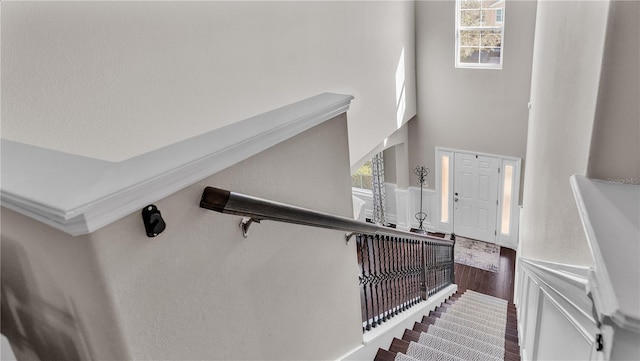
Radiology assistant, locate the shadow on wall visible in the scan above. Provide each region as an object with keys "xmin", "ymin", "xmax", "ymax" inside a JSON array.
[{"xmin": 1, "ymin": 239, "xmax": 90, "ymax": 360}]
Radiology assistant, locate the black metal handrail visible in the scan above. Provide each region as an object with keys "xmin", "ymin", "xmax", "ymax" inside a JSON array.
[
  {"xmin": 199, "ymin": 186, "xmax": 456, "ymax": 332},
  {"xmin": 200, "ymin": 187, "xmax": 454, "ymax": 245}
]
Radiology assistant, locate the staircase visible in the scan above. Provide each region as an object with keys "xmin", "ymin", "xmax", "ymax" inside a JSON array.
[{"xmin": 374, "ymin": 290, "xmax": 520, "ymax": 361}]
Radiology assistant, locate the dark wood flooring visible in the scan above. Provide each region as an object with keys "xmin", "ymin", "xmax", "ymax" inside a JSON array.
[{"xmin": 454, "ymin": 246, "xmax": 517, "ymax": 303}]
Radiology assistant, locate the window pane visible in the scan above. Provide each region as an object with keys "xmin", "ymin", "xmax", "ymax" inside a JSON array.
[
  {"xmin": 481, "ymin": 30, "xmax": 502, "ymax": 47},
  {"xmin": 351, "ymin": 161, "xmax": 373, "ymax": 190},
  {"xmin": 460, "ymin": 30, "xmax": 481, "ymax": 47},
  {"xmin": 460, "ymin": 47, "xmax": 480, "ymax": 63},
  {"xmin": 481, "ymin": 9, "xmax": 502, "ymax": 26},
  {"xmin": 460, "ymin": 10, "xmax": 481, "ymax": 26},
  {"xmin": 500, "ymin": 165, "xmax": 514, "ymax": 235},
  {"xmin": 481, "ymin": 48, "xmax": 501, "ymax": 64},
  {"xmin": 440, "ymin": 156, "xmax": 450, "ymax": 223},
  {"xmin": 460, "ymin": 0, "xmax": 481, "ymax": 10}
]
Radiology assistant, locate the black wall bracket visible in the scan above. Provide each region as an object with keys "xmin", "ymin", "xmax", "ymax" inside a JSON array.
[{"xmin": 142, "ymin": 205, "xmax": 166, "ymax": 237}]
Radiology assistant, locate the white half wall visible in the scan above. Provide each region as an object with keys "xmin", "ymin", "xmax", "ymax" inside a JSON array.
[
  {"xmin": 1, "ymin": 1, "xmax": 417, "ymax": 166},
  {"xmin": 1, "ymin": 114, "xmax": 363, "ymax": 360},
  {"xmin": 352, "ymin": 183, "xmax": 437, "ymax": 232}
]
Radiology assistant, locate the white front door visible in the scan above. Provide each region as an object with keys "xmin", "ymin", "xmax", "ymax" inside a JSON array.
[{"xmin": 453, "ymin": 153, "xmax": 499, "ymax": 243}]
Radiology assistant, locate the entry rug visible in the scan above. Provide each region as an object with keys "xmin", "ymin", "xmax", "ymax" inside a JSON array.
[{"xmin": 454, "ymin": 236, "xmax": 500, "ymax": 273}]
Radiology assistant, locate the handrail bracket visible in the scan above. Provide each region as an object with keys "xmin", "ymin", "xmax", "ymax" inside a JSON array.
[
  {"xmin": 240, "ymin": 217, "xmax": 261, "ymax": 238},
  {"xmin": 345, "ymin": 232, "xmax": 358, "ymax": 245}
]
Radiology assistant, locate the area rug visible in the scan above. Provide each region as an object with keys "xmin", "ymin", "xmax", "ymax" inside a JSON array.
[{"xmin": 454, "ymin": 236, "xmax": 500, "ymax": 273}]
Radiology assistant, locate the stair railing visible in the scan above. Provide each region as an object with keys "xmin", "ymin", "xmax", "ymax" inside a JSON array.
[{"xmin": 200, "ymin": 187, "xmax": 455, "ymax": 332}]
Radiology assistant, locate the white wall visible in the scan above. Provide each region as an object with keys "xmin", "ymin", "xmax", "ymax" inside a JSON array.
[
  {"xmin": 1, "ymin": 114, "xmax": 364, "ymax": 360},
  {"xmin": 1, "ymin": 1, "xmax": 416, "ymax": 166},
  {"xmin": 519, "ymin": 0, "xmax": 611, "ymax": 266},
  {"xmin": 409, "ymin": 0, "xmax": 537, "ymax": 193},
  {"xmin": 587, "ymin": 0, "xmax": 640, "ymax": 184}
]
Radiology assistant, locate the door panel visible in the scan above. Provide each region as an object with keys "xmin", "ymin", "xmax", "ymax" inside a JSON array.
[{"xmin": 453, "ymin": 154, "xmax": 499, "ymax": 243}]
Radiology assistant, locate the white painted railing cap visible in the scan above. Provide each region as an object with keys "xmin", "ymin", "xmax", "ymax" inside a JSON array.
[
  {"xmin": 1, "ymin": 93, "xmax": 354, "ymax": 236},
  {"xmin": 571, "ymin": 174, "xmax": 640, "ymax": 332}
]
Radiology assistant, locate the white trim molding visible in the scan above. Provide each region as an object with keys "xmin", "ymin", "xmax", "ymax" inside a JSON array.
[
  {"xmin": 1, "ymin": 93, "xmax": 354, "ymax": 235},
  {"xmin": 515, "ymin": 257, "xmax": 602, "ymax": 361},
  {"xmin": 571, "ymin": 175, "xmax": 640, "ymax": 333}
]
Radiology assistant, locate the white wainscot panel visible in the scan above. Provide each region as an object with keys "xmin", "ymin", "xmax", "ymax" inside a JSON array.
[
  {"xmin": 537, "ymin": 296, "xmax": 593, "ymax": 360},
  {"xmin": 515, "ymin": 258, "xmax": 601, "ymax": 361}
]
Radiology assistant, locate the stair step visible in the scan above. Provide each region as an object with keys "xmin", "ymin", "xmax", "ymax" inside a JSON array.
[
  {"xmin": 425, "ymin": 324, "xmax": 505, "ymax": 359},
  {"xmin": 450, "ymin": 294, "xmax": 508, "ymax": 309},
  {"xmin": 464, "ymin": 290, "xmax": 509, "ymax": 304},
  {"xmin": 417, "ymin": 332, "xmax": 502, "ymax": 361},
  {"xmin": 446, "ymin": 306, "xmax": 511, "ymax": 328},
  {"xmin": 433, "ymin": 318, "xmax": 505, "ymax": 347},
  {"xmin": 403, "ymin": 329, "xmax": 421, "ymax": 343},
  {"xmin": 374, "ymin": 348, "xmax": 398, "ymax": 361},
  {"xmin": 458, "ymin": 294, "xmax": 508, "ymax": 309},
  {"xmin": 444, "ymin": 302, "xmax": 508, "ymax": 321},
  {"xmin": 378, "ymin": 290, "xmax": 521, "ymax": 361},
  {"xmin": 405, "ymin": 341, "xmax": 464, "ymax": 361},
  {"xmin": 451, "ymin": 298, "xmax": 508, "ymax": 315},
  {"xmin": 390, "ymin": 338, "xmax": 410, "ymax": 354},
  {"xmin": 441, "ymin": 308, "xmax": 506, "ymax": 330},
  {"xmin": 437, "ymin": 313, "xmax": 506, "ymax": 338},
  {"xmin": 394, "ymin": 353, "xmax": 422, "ymax": 361}
]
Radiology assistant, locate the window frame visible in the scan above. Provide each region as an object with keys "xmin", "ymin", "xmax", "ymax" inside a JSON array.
[{"xmin": 455, "ymin": 0, "xmax": 506, "ymax": 70}]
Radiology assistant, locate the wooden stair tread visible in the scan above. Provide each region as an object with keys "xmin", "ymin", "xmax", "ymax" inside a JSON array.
[
  {"xmin": 390, "ymin": 337, "xmax": 410, "ymax": 354},
  {"xmin": 402, "ymin": 329, "xmax": 421, "ymax": 343},
  {"xmin": 374, "ymin": 348, "xmax": 397, "ymax": 361}
]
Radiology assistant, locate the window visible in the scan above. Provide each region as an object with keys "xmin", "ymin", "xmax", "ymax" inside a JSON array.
[
  {"xmin": 500, "ymin": 164, "xmax": 513, "ymax": 235},
  {"xmin": 456, "ymin": 0, "xmax": 505, "ymax": 69},
  {"xmin": 440, "ymin": 155, "xmax": 450, "ymax": 223},
  {"xmin": 352, "ymin": 161, "xmax": 373, "ymax": 190}
]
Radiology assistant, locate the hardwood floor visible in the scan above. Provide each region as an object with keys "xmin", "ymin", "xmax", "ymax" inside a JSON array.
[{"xmin": 454, "ymin": 247, "xmax": 517, "ymax": 303}]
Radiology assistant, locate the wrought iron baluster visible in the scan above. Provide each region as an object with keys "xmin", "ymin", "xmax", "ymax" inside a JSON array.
[
  {"xmin": 377, "ymin": 235, "xmax": 387, "ymax": 323},
  {"xmin": 373, "ymin": 235, "xmax": 383, "ymax": 325},
  {"xmin": 412, "ymin": 240, "xmax": 418, "ymax": 306},
  {"xmin": 417, "ymin": 240, "xmax": 422, "ymax": 303},
  {"xmin": 392, "ymin": 237, "xmax": 400, "ymax": 315},
  {"xmin": 450, "ymin": 240, "xmax": 456, "ymax": 285},
  {"xmin": 358, "ymin": 235, "xmax": 372, "ymax": 331},
  {"xmin": 407, "ymin": 239, "xmax": 413, "ymax": 308},
  {"xmin": 402, "ymin": 238, "xmax": 408, "ymax": 311},
  {"xmin": 383, "ymin": 236, "xmax": 392, "ymax": 319},
  {"xmin": 365, "ymin": 235, "xmax": 378, "ymax": 327},
  {"xmin": 420, "ymin": 241, "xmax": 427, "ymax": 300}
]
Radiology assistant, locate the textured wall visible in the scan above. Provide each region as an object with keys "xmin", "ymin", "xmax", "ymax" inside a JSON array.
[
  {"xmin": 519, "ymin": 0, "xmax": 611, "ymax": 266},
  {"xmin": 409, "ymin": 0, "xmax": 537, "ymax": 192},
  {"xmin": 1, "ymin": 1, "xmax": 416, "ymax": 166},
  {"xmin": 1, "ymin": 114, "xmax": 362, "ymax": 360}
]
